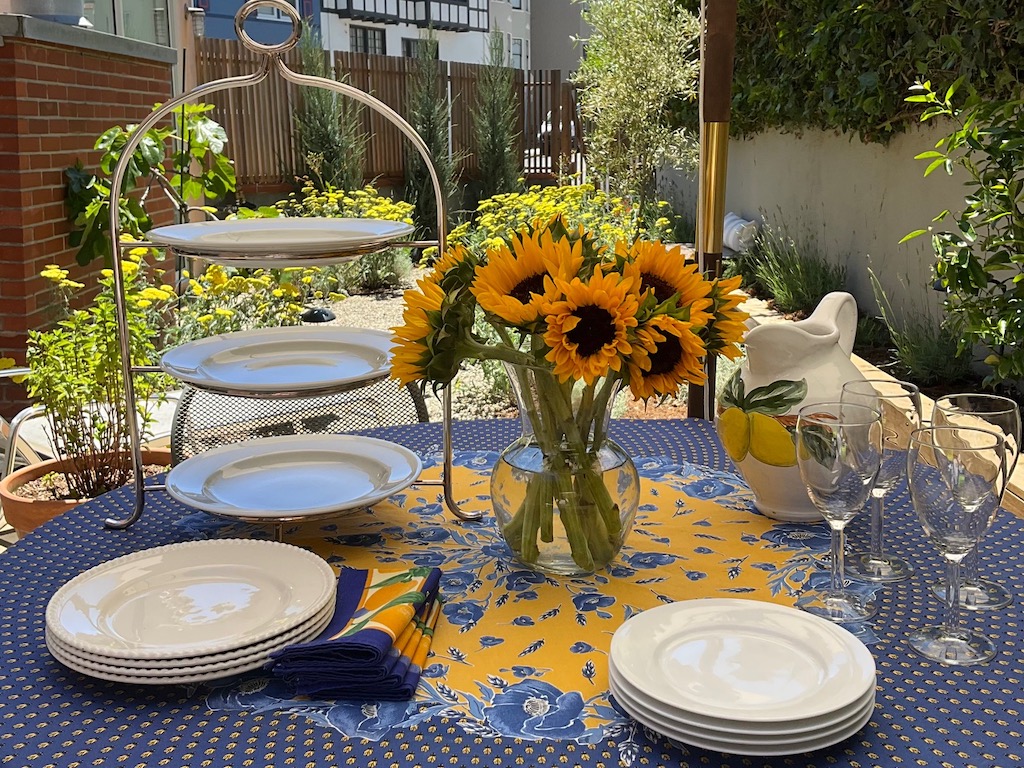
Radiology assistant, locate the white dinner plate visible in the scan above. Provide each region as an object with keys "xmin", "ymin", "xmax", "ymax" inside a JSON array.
[
  {"xmin": 608, "ymin": 662, "xmax": 876, "ymax": 736},
  {"xmin": 47, "ymin": 539, "xmax": 336, "ymax": 659},
  {"xmin": 165, "ymin": 435, "xmax": 422, "ymax": 520},
  {"xmin": 160, "ymin": 327, "xmax": 394, "ymax": 396},
  {"xmin": 641, "ymin": 698, "xmax": 873, "ymax": 757},
  {"xmin": 609, "ymin": 670, "xmax": 875, "ymax": 745},
  {"xmin": 610, "ymin": 599, "xmax": 875, "ymax": 723},
  {"xmin": 46, "ymin": 605, "xmax": 331, "ymax": 678},
  {"xmin": 46, "ymin": 598, "xmax": 334, "ymax": 671},
  {"xmin": 146, "ymin": 217, "xmax": 414, "ymax": 266},
  {"xmin": 48, "ymin": 637, "xmax": 278, "ymax": 686}
]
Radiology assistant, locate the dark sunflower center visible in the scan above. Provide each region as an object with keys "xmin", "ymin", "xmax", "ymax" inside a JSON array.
[
  {"xmin": 510, "ymin": 273, "xmax": 546, "ymax": 305},
  {"xmin": 566, "ymin": 305, "xmax": 616, "ymax": 357},
  {"xmin": 646, "ymin": 335, "xmax": 683, "ymax": 376},
  {"xmin": 641, "ymin": 272, "xmax": 675, "ymax": 304}
]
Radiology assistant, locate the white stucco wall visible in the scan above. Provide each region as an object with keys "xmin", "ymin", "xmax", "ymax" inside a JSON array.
[{"xmin": 661, "ymin": 123, "xmax": 967, "ymax": 323}]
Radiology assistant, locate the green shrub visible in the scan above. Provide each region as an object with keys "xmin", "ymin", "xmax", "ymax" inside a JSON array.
[
  {"xmin": 905, "ymin": 81, "xmax": 1024, "ymax": 387},
  {"xmin": 750, "ymin": 222, "xmax": 847, "ymax": 315},
  {"xmin": 471, "ymin": 29, "xmax": 521, "ymax": 203},
  {"xmin": 295, "ymin": 21, "xmax": 366, "ymax": 191},
  {"xmin": 868, "ymin": 267, "xmax": 972, "ymax": 386}
]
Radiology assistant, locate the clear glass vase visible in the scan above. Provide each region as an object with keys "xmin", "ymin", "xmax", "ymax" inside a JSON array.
[{"xmin": 490, "ymin": 363, "xmax": 640, "ymax": 576}]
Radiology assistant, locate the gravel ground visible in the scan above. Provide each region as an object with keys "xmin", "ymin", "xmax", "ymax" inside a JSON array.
[
  {"xmin": 322, "ymin": 273, "xmax": 756, "ymax": 422},
  {"xmin": 322, "ymin": 273, "xmax": 513, "ymax": 421}
]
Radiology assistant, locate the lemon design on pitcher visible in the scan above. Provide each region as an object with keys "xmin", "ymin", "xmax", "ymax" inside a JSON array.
[{"xmin": 718, "ymin": 373, "xmax": 808, "ymax": 467}]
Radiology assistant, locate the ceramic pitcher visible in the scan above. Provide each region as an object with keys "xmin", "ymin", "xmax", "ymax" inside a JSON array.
[{"xmin": 717, "ymin": 292, "xmax": 867, "ymax": 522}]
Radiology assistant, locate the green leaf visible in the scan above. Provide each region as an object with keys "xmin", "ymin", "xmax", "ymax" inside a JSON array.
[{"xmin": 745, "ymin": 379, "xmax": 808, "ymax": 415}]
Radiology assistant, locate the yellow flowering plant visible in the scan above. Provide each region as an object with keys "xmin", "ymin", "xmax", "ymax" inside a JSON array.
[
  {"xmin": 392, "ymin": 216, "xmax": 747, "ymax": 572},
  {"xmin": 26, "ymin": 247, "xmax": 176, "ymax": 499}
]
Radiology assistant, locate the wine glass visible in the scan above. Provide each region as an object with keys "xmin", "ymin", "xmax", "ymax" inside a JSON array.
[
  {"xmin": 795, "ymin": 401, "xmax": 882, "ymax": 622},
  {"xmin": 906, "ymin": 425, "xmax": 1006, "ymax": 664},
  {"xmin": 841, "ymin": 378, "xmax": 921, "ymax": 582},
  {"xmin": 931, "ymin": 393, "xmax": 1021, "ymax": 610}
]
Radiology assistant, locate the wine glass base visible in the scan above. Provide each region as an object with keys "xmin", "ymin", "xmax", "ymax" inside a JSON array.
[
  {"xmin": 846, "ymin": 550, "xmax": 914, "ymax": 582},
  {"xmin": 931, "ymin": 579, "xmax": 1013, "ymax": 611},
  {"xmin": 908, "ymin": 625, "xmax": 996, "ymax": 665},
  {"xmin": 800, "ymin": 590, "xmax": 876, "ymax": 623}
]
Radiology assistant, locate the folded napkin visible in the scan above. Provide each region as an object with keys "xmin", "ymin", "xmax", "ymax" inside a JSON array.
[{"xmin": 268, "ymin": 566, "xmax": 442, "ymax": 700}]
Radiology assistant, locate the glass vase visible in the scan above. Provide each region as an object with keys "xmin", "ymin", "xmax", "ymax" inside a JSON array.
[{"xmin": 490, "ymin": 363, "xmax": 640, "ymax": 576}]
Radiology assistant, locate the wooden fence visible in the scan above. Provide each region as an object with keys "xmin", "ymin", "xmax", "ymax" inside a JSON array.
[{"xmin": 196, "ymin": 38, "xmax": 582, "ymax": 193}]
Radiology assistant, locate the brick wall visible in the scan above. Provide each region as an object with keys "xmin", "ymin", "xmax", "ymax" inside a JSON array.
[{"xmin": 0, "ymin": 30, "xmax": 174, "ymax": 419}]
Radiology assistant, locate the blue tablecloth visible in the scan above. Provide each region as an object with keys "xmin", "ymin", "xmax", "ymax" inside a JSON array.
[{"xmin": 1, "ymin": 419, "xmax": 1022, "ymax": 768}]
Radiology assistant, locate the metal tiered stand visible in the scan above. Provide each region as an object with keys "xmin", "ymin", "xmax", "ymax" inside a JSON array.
[{"xmin": 104, "ymin": 0, "xmax": 479, "ymax": 531}]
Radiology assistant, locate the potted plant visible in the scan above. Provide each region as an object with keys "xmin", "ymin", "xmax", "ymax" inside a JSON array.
[{"xmin": 0, "ymin": 254, "xmax": 175, "ymax": 537}]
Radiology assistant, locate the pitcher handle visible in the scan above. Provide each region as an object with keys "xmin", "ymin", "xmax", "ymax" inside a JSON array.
[{"xmin": 810, "ymin": 292, "xmax": 858, "ymax": 356}]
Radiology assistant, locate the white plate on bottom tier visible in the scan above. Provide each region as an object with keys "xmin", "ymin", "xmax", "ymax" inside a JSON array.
[
  {"xmin": 165, "ymin": 434, "xmax": 422, "ymax": 519},
  {"xmin": 608, "ymin": 661, "xmax": 876, "ymax": 736},
  {"xmin": 46, "ymin": 600, "xmax": 333, "ymax": 676},
  {"xmin": 610, "ymin": 671, "xmax": 874, "ymax": 749}
]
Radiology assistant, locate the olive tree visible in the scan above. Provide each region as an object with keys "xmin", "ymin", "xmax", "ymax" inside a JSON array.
[{"xmin": 573, "ymin": 0, "xmax": 700, "ymax": 213}]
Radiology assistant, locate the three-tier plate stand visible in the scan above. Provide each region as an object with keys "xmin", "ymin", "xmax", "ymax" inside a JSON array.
[{"xmin": 104, "ymin": 0, "xmax": 480, "ymax": 532}]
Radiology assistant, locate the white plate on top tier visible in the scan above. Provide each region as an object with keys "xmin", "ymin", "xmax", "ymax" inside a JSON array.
[
  {"xmin": 165, "ymin": 434, "xmax": 422, "ymax": 521},
  {"xmin": 146, "ymin": 217, "xmax": 414, "ymax": 266},
  {"xmin": 47, "ymin": 539, "xmax": 336, "ymax": 660},
  {"xmin": 610, "ymin": 599, "xmax": 875, "ymax": 724},
  {"xmin": 160, "ymin": 326, "xmax": 394, "ymax": 396}
]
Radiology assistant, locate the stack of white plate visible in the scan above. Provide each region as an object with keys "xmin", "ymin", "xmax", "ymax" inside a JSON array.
[
  {"xmin": 609, "ymin": 598, "xmax": 876, "ymax": 756},
  {"xmin": 45, "ymin": 539, "xmax": 337, "ymax": 685}
]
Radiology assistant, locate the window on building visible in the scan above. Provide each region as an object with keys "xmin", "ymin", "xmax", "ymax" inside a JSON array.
[
  {"xmin": 402, "ymin": 38, "xmax": 439, "ymax": 59},
  {"xmin": 351, "ymin": 25, "xmax": 386, "ymax": 55},
  {"xmin": 510, "ymin": 37, "xmax": 523, "ymax": 69},
  {"xmin": 510, "ymin": 0, "xmax": 525, "ymax": 9},
  {"xmin": 83, "ymin": 0, "xmax": 171, "ymax": 45},
  {"xmin": 256, "ymin": 0, "xmax": 299, "ymax": 20}
]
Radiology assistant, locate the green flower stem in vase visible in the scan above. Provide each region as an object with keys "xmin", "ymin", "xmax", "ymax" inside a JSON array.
[{"xmin": 491, "ymin": 362, "xmax": 640, "ymax": 575}]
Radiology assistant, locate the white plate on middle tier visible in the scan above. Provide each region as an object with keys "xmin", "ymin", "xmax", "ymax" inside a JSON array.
[
  {"xmin": 165, "ymin": 434, "xmax": 422, "ymax": 520},
  {"xmin": 610, "ymin": 599, "xmax": 875, "ymax": 724},
  {"xmin": 160, "ymin": 327, "xmax": 394, "ymax": 396}
]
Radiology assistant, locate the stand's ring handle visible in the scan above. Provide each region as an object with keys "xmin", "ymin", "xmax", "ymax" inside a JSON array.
[{"xmin": 235, "ymin": 0, "xmax": 302, "ymax": 55}]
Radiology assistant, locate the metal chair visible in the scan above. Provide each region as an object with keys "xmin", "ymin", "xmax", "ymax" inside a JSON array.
[{"xmin": 170, "ymin": 377, "xmax": 430, "ymax": 464}]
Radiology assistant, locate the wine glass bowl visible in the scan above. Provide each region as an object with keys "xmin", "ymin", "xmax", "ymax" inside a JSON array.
[
  {"xmin": 795, "ymin": 401, "xmax": 882, "ymax": 623},
  {"xmin": 931, "ymin": 393, "xmax": 1021, "ymax": 610},
  {"xmin": 841, "ymin": 379, "xmax": 921, "ymax": 582},
  {"xmin": 906, "ymin": 425, "xmax": 1006, "ymax": 665}
]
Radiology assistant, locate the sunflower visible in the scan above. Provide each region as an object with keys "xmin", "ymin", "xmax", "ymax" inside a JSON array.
[
  {"xmin": 390, "ymin": 279, "xmax": 445, "ymax": 386},
  {"xmin": 703, "ymin": 274, "xmax": 750, "ymax": 360},
  {"xmin": 625, "ymin": 240, "xmax": 713, "ymax": 325},
  {"xmin": 425, "ymin": 243, "xmax": 472, "ymax": 286},
  {"xmin": 542, "ymin": 265, "xmax": 640, "ymax": 385},
  {"xmin": 627, "ymin": 315, "xmax": 708, "ymax": 400},
  {"xmin": 471, "ymin": 229, "xmax": 583, "ymax": 326}
]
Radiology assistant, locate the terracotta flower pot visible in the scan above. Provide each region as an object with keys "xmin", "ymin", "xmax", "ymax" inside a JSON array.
[{"xmin": 0, "ymin": 449, "xmax": 173, "ymax": 539}]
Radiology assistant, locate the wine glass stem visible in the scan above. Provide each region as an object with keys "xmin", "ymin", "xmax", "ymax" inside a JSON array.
[
  {"xmin": 944, "ymin": 558, "xmax": 963, "ymax": 636},
  {"xmin": 963, "ymin": 546, "xmax": 980, "ymax": 585},
  {"xmin": 868, "ymin": 490, "xmax": 885, "ymax": 559},
  {"xmin": 830, "ymin": 522, "xmax": 847, "ymax": 594}
]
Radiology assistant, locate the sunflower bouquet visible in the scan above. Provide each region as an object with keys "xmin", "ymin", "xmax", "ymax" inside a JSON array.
[{"xmin": 391, "ymin": 216, "xmax": 747, "ymax": 572}]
